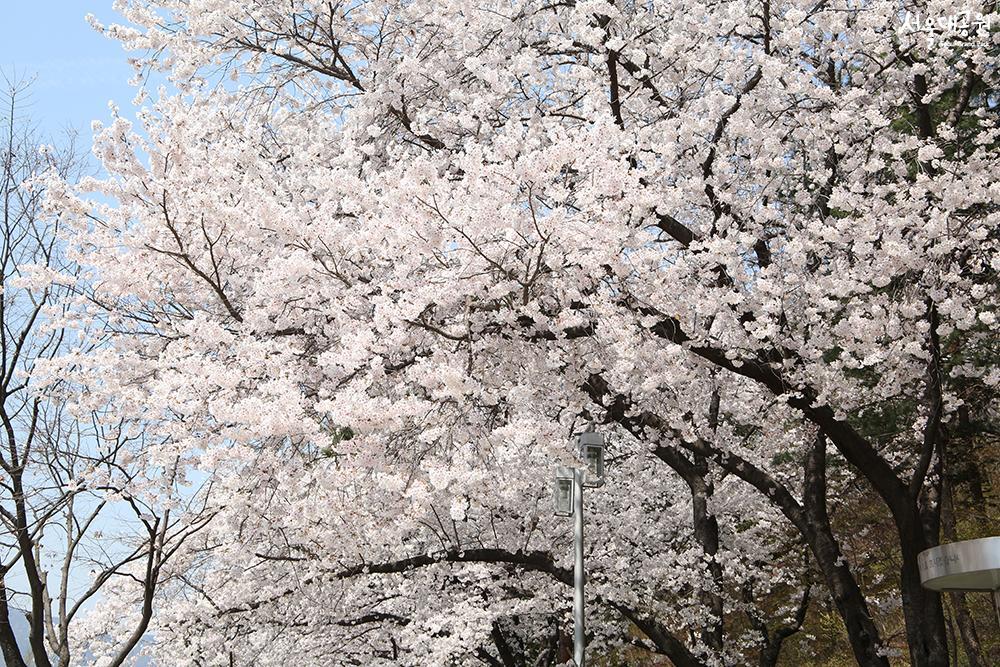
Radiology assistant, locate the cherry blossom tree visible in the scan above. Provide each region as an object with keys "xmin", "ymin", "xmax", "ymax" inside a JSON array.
[{"xmin": 47, "ymin": 0, "xmax": 998, "ymax": 665}]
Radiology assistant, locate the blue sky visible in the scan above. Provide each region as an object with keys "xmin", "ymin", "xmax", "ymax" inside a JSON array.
[{"xmin": 0, "ymin": 2, "xmax": 138, "ymax": 143}]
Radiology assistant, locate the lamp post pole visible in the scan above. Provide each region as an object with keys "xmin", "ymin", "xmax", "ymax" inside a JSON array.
[
  {"xmin": 555, "ymin": 432, "xmax": 604, "ymax": 667},
  {"xmin": 573, "ymin": 467, "xmax": 585, "ymax": 667}
]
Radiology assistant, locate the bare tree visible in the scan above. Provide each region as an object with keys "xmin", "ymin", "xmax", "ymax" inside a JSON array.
[{"xmin": 0, "ymin": 73, "xmax": 213, "ymax": 667}]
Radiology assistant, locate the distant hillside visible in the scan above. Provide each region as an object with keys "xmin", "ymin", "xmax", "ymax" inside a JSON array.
[
  {"xmin": 6, "ymin": 611, "xmax": 30, "ymax": 666},
  {"xmin": 3, "ymin": 614, "xmax": 150, "ymax": 666}
]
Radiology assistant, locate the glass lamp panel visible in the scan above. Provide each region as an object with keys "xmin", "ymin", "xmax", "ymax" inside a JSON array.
[
  {"xmin": 584, "ymin": 444, "xmax": 603, "ymax": 478},
  {"xmin": 554, "ymin": 477, "xmax": 574, "ymax": 516},
  {"xmin": 578, "ymin": 432, "xmax": 605, "ymax": 487}
]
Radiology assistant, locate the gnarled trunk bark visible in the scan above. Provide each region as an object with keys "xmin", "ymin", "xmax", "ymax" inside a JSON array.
[{"xmin": 803, "ymin": 435, "xmax": 889, "ymax": 667}]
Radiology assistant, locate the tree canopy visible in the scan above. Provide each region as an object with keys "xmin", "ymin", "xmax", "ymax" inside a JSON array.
[{"xmin": 23, "ymin": 1, "xmax": 1000, "ymax": 665}]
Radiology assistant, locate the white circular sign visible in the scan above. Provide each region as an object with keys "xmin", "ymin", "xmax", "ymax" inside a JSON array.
[{"xmin": 918, "ymin": 536, "xmax": 1000, "ymax": 591}]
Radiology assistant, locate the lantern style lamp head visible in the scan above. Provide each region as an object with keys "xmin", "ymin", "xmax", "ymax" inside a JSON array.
[
  {"xmin": 578, "ymin": 431, "xmax": 605, "ymax": 487},
  {"xmin": 554, "ymin": 466, "xmax": 575, "ymax": 516}
]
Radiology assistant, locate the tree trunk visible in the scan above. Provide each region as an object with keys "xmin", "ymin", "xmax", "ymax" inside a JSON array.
[
  {"xmin": 752, "ymin": 579, "xmax": 809, "ymax": 667},
  {"xmin": 689, "ymin": 471, "xmax": 724, "ymax": 653},
  {"xmin": 803, "ymin": 436, "xmax": 889, "ymax": 667},
  {"xmin": 940, "ymin": 469, "xmax": 986, "ymax": 667},
  {"xmin": 654, "ymin": 428, "xmax": 889, "ymax": 667},
  {"xmin": 0, "ymin": 577, "xmax": 28, "ymax": 667},
  {"xmin": 490, "ymin": 620, "xmax": 520, "ymax": 667},
  {"xmin": 651, "ymin": 445, "xmax": 724, "ymax": 654},
  {"xmin": 8, "ymin": 469, "xmax": 53, "ymax": 667},
  {"xmin": 898, "ymin": 517, "xmax": 950, "ymax": 667},
  {"xmin": 951, "ymin": 593, "xmax": 985, "ymax": 667}
]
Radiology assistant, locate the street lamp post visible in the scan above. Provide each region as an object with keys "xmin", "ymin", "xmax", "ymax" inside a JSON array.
[
  {"xmin": 554, "ymin": 431, "xmax": 605, "ymax": 667},
  {"xmin": 572, "ymin": 466, "xmax": 585, "ymax": 667}
]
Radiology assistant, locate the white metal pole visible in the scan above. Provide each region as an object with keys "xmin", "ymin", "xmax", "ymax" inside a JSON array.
[{"xmin": 573, "ymin": 467, "xmax": 585, "ymax": 667}]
